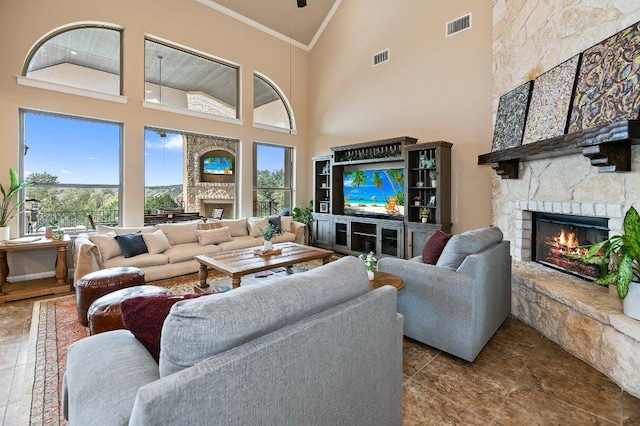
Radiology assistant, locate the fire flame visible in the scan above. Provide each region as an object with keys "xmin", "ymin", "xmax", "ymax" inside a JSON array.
[{"xmin": 546, "ymin": 228, "xmax": 588, "ymax": 256}]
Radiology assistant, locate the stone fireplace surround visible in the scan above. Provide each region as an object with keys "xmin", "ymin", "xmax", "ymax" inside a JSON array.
[{"xmin": 496, "ymin": 169, "xmax": 640, "ymax": 397}]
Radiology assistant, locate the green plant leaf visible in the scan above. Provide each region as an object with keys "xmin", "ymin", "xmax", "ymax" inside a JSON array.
[
  {"xmin": 617, "ymin": 252, "xmax": 634, "ymax": 299},
  {"xmin": 622, "ymin": 206, "xmax": 640, "ymax": 260},
  {"xmin": 595, "ymin": 270, "xmax": 617, "ymax": 286}
]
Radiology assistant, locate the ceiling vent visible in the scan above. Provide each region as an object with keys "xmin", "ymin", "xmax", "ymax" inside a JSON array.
[
  {"xmin": 372, "ymin": 49, "xmax": 390, "ymax": 67},
  {"xmin": 446, "ymin": 13, "xmax": 471, "ymax": 37}
]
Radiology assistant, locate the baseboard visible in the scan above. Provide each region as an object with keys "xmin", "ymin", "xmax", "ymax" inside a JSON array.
[{"xmin": 10, "ymin": 268, "xmax": 75, "ymax": 283}]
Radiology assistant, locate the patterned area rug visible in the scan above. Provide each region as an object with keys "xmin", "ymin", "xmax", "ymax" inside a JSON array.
[{"xmin": 20, "ymin": 256, "xmax": 340, "ymax": 425}]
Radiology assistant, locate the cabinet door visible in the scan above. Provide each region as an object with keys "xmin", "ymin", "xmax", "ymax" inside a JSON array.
[
  {"xmin": 333, "ymin": 219, "xmax": 350, "ymax": 251},
  {"xmin": 405, "ymin": 223, "xmax": 441, "ymax": 259},
  {"xmin": 378, "ymin": 225, "xmax": 404, "ymax": 258},
  {"xmin": 313, "ymin": 215, "xmax": 332, "ymax": 248}
]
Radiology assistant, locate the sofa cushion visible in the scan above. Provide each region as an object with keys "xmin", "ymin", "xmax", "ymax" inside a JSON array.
[
  {"xmin": 196, "ymin": 227, "xmax": 233, "ymax": 246},
  {"xmin": 164, "ymin": 242, "xmax": 222, "ymax": 263},
  {"xmin": 213, "ymin": 218, "xmax": 248, "ymax": 237},
  {"xmin": 96, "ymin": 225, "xmax": 156, "ymax": 235},
  {"xmin": 270, "ymin": 232, "xmax": 296, "ymax": 243},
  {"xmin": 121, "ymin": 293, "xmax": 213, "ymax": 361},
  {"xmin": 422, "ymin": 230, "xmax": 452, "ymax": 265},
  {"xmin": 89, "ymin": 231, "xmax": 121, "ymax": 261},
  {"xmin": 217, "ymin": 235, "xmax": 262, "ymax": 251},
  {"xmin": 115, "ymin": 232, "xmax": 149, "ymax": 258},
  {"xmin": 247, "ymin": 217, "xmax": 269, "ymax": 237},
  {"xmin": 103, "ymin": 253, "xmax": 168, "ymax": 269},
  {"xmin": 436, "ymin": 226, "xmax": 503, "ymax": 269},
  {"xmin": 142, "ymin": 229, "xmax": 171, "ymax": 255},
  {"xmin": 159, "ymin": 256, "xmax": 370, "ymax": 377},
  {"xmin": 156, "ymin": 220, "xmax": 201, "ymax": 246}
]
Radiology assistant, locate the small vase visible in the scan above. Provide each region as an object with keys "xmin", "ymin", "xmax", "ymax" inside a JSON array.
[
  {"xmin": 45, "ymin": 226, "xmax": 53, "ymax": 239},
  {"xmin": 0, "ymin": 226, "xmax": 9, "ymax": 241},
  {"xmin": 367, "ymin": 270, "xmax": 374, "ymax": 281},
  {"xmin": 263, "ymin": 240, "xmax": 273, "ymax": 251},
  {"xmin": 623, "ymin": 281, "xmax": 640, "ymax": 321},
  {"xmin": 414, "ymin": 201, "xmax": 420, "ymax": 206},
  {"xmin": 421, "ymin": 218, "xmax": 428, "ymax": 223},
  {"xmin": 51, "ymin": 229, "xmax": 64, "ymax": 241},
  {"xmin": 431, "ymin": 180, "xmax": 437, "ymax": 187}
]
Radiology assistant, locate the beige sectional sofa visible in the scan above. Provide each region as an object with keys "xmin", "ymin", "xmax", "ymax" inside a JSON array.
[{"xmin": 73, "ymin": 217, "xmax": 307, "ymax": 283}]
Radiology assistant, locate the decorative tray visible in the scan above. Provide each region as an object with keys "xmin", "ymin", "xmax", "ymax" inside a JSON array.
[{"xmin": 253, "ymin": 248, "xmax": 283, "ymax": 257}]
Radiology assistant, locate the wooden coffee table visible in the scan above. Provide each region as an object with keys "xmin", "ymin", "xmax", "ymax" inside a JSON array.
[
  {"xmin": 194, "ymin": 242, "xmax": 334, "ymax": 291},
  {"xmin": 369, "ymin": 271, "xmax": 404, "ymax": 291}
]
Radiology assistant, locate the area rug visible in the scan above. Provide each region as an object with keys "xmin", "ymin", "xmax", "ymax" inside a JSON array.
[{"xmin": 19, "ymin": 256, "xmax": 339, "ymax": 425}]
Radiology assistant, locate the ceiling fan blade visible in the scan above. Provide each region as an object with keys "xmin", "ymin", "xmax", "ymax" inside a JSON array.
[{"xmin": 297, "ymin": 0, "xmax": 307, "ymax": 7}]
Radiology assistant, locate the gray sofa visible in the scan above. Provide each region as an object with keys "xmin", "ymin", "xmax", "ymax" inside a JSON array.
[
  {"xmin": 378, "ymin": 226, "xmax": 511, "ymax": 362},
  {"xmin": 73, "ymin": 216, "xmax": 307, "ymax": 283},
  {"xmin": 62, "ymin": 256, "xmax": 404, "ymax": 425}
]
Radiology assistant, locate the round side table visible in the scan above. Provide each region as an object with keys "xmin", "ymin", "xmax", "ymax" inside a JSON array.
[{"xmin": 369, "ymin": 271, "xmax": 404, "ymax": 291}]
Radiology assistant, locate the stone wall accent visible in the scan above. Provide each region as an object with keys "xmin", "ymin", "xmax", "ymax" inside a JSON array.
[
  {"xmin": 185, "ymin": 135, "xmax": 238, "ymax": 214},
  {"xmin": 513, "ymin": 262, "xmax": 640, "ymax": 398}
]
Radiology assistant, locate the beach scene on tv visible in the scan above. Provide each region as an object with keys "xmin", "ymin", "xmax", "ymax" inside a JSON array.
[
  {"xmin": 203, "ymin": 156, "xmax": 233, "ymax": 175},
  {"xmin": 343, "ymin": 168, "xmax": 404, "ymax": 217}
]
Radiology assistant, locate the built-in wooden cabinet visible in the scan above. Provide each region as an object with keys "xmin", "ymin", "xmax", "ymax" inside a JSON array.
[{"xmin": 311, "ymin": 137, "xmax": 452, "ymax": 260}]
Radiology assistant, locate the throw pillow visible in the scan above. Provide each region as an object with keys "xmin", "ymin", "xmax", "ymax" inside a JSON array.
[
  {"xmin": 142, "ymin": 229, "xmax": 171, "ymax": 254},
  {"xmin": 436, "ymin": 226, "xmax": 504, "ymax": 269},
  {"xmin": 155, "ymin": 220, "xmax": 202, "ymax": 246},
  {"xmin": 247, "ymin": 217, "xmax": 269, "ymax": 237},
  {"xmin": 196, "ymin": 227, "xmax": 233, "ymax": 246},
  {"xmin": 114, "ymin": 231, "xmax": 149, "ymax": 258},
  {"xmin": 88, "ymin": 231, "xmax": 121, "ymax": 260},
  {"xmin": 422, "ymin": 230, "xmax": 453, "ymax": 264},
  {"xmin": 121, "ymin": 293, "xmax": 211, "ymax": 361},
  {"xmin": 95, "ymin": 225, "xmax": 156, "ymax": 235},
  {"xmin": 217, "ymin": 218, "xmax": 249, "ymax": 237},
  {"xmin": 268, "ymin": 215, "xmax": 282, "ymax": 232}
]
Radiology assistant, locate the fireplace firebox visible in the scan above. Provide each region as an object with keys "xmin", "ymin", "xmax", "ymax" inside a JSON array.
[{"xmin": 532, "ymin": 212, "xmax": 609, "ymax": 280}]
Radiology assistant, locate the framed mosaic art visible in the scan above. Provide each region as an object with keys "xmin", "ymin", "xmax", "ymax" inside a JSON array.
[
  {"xmin": 568, "ymin": 21, "xmax": 640, "ymax": 133},
  {"xmin": 522, "ymin": 55, "xmax": 580, "ymax": 145},
  {"xmin": 491, "ymin": 81, "xmax": 533, "ymax": 152}
]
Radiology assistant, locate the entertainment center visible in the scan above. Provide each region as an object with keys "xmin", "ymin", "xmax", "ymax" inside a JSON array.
[{"xmin": 311, "ymin": 137, "xmax": 452, "ymax": 259}]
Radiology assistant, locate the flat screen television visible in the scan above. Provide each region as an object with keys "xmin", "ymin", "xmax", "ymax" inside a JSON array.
[
  {"xmin": 343, "ymin": 166, "xmax": 404, "ymax": 219},
  {"xmin": 203, "ymin": 156, "xmax": 233, "ymax": 175}
]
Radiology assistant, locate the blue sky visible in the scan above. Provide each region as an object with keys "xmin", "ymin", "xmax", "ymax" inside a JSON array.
[{"xmin": 24, "ymin": 112, "xmax": 284, "ymax": 187}]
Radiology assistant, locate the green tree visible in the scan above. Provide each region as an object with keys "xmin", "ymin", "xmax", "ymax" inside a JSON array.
[
  {"xmin": 344, "ymin": 171, "xmax": 367, "ymax": 202},
  {"xmin": 145, "ymin": 193, "xmax": 180, "ymax": 212}
]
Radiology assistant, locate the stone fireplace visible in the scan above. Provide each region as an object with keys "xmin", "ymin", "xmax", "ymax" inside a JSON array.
[{"xmin": 185, "ymin": 135, "xmax": 238, "ymax": 219}]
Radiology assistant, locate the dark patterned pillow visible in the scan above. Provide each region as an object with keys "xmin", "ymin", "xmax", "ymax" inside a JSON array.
[
  {"xmin": 268, "ymin": 215, "xmax": 283, "ymax": 232},
  {"xmin": 422, "ymin": 230, "xmax": 453, "ymax": 264},
  {"xmin": 114, "ymin": 231, "xmax": 148, "ymax": 258},
  {"xmin": 121, "ymin": 293, "xmax": 212, "ymax": 361}
]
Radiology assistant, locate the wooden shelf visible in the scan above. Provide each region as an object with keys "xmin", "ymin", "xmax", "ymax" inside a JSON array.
[
  {"xmin": 478, "ymin": 120, "xmax": 640, "ymax": 179},
  {"xmin": 0, "ymin": 277, "xmax": 72, "ymax": 303},
  {"xmin": 331, "ymin": 136, "xmax": 417, "ymax": 164}
]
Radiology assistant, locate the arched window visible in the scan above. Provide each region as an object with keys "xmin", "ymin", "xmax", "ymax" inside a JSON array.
[
  {"xmin": 22, "ymin": 24, "xmax": 122, "ymax": 96},
  {"xmin": 253, "ymin": 73, "xmax": 295, "ymax": 132}
]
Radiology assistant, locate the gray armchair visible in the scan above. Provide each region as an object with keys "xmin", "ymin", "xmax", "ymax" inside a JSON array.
[{"xmin": 378, "ymin": 226, "xmax": 511, "ymax": 362}]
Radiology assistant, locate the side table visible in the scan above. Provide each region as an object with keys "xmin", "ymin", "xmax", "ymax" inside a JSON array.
[
  {"xmin": 0, "ymin": 236, "xmax": 72, "ymax": 303},
  {"xmin": 369, "ymin": 271, "xmax": 404, "ymax": 291}
]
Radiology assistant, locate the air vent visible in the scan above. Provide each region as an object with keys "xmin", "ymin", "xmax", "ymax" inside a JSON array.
[
  {"xmin": 446, "ymin": 13, "xmax": 471, "ymax": 37},
  {"xmin": 372, "ymin": 49, "xmax": 389, "ymax": 67}
]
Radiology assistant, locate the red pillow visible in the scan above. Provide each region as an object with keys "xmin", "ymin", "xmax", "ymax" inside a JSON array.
[
  {"xmin": 422, "ymin": 230, "xmax": 453, "ymax": 264},
  {"xmin": 121, "ymin": 293, "xmax": 212, "ymax": 361}
]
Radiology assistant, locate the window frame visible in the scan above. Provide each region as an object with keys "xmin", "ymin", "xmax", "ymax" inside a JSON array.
[
  {"xmin": 19, "ymin": 109, "xmax": 123, "ymax": 235},
  {"xmin": 252, "ymin": 142, "xmax": 293, "ymax": 217},
  {"xmin": 252, "ymin": 72, "xmax": 296, "ymax": 134},
  {"xmin": 143, "ymin": 36, "xmax": 241, "ymax": 121},
  {"xmin": 19, "ymin": 23, "xmax": 125, "ymax": 102}
]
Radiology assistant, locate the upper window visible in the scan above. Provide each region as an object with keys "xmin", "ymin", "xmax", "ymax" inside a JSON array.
[
  {"xmin": 144, "ymin": 39, "xmax": 239, "ymax": 119},
  {"xmin": 253, "ymin": 73, "xmax": 294, "ymax": 131},
  {"xmin": 21, "ymin": 111, "xmax": 121, "ymax": 234},
  {"xmin": 23, "ymin": 25, "xmax": 122, "ymax": 96}
]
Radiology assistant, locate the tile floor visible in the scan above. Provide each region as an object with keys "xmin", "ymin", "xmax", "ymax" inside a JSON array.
[{"xmin": 1, "ymin": 296, "xmax": 640, "ymax": 425}]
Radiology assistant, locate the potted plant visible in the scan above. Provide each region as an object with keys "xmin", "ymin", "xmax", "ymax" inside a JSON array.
[
  {"xmin": 429, "ymin": 170, "xmax": 438, "ymax": 187},
  {"xmin": 572, "ymin": 206, "xmax": 640, "ymax": 320},
  {"xmin": 259, "ymin": 223, "xmax": 282, "ymax": 252},
  {"xmin": 292, "ymin": 200, "xmax": 314, "ymax": 243},
  {"xmin": 420, "ymin": 207, "xmax": 430, "ymax": 223},
  {"xmin": 359, "ymin": 251, "xmax": 377, "ymax": 280},
  {"xmin": 413, "ymin": 196, "xmax": 421, "ymax": 206},
  {"xmin": 0, "ymin": 169, "xmax": 38, "ymax": 241}
]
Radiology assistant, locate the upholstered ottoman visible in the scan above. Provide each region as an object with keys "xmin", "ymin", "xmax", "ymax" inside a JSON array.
[
  {"xmin": 75, "ymin": 267, "xmax": 145, "ymax": 326},
  {"xmin": 87, "ymin": 285, "xmax": 172, "ymax": 335}
]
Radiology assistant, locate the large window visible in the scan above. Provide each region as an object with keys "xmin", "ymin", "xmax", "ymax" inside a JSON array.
[
  {"xmin": 253, "ymin": 73, "xmax": 294, "ymax": 131},
  {"xmin": 144, "ymin": 129, "xmax": 185, "ymax": 212},
  {"xmin": 144, "ymin": 39, "xmax": 239, "ymax": 119},
  {"xmin": 21, "ymin": 111, "xmax": 121, "ymax": 234},
  {"xmin": 23, "ymin": 25, "xmax": 122, "ymax": 96},
  {"xmin": 253, "ymin": 143, "xmax": 292, "ymax": 216}
]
